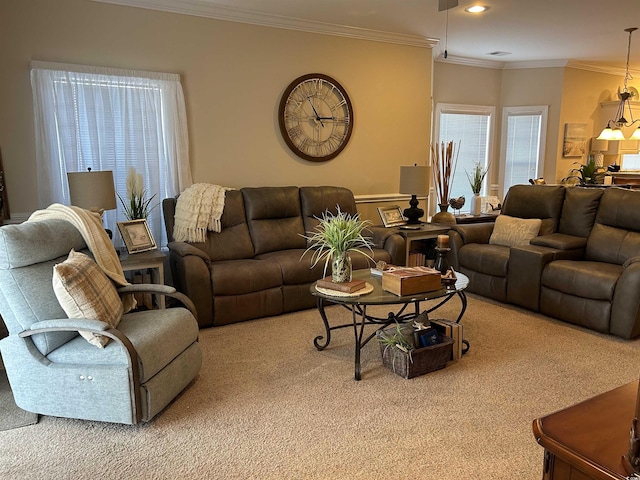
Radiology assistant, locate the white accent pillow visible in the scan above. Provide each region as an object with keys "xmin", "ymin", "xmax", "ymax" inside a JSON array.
[
  {"xmin": 52, "ymin": 249, "xmax": 123, "ymax": 348},
  {"xmin": 489, "ymin": 215, "xmax": 542, "ymax": 247}
]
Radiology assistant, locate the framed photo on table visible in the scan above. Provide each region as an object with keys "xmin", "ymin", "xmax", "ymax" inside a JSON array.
[
  {"xmin": 377, "ymin": 206, "xmax": 406, "ymax": 227},
  {"xmin": 117, "ymin": 219, "xmax": 157, "ymax": 254}
]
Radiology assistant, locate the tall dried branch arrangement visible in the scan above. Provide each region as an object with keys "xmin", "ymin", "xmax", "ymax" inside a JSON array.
[{"xmin": 431, "ymin": 140, "xmax": 460, "ymax": 206}]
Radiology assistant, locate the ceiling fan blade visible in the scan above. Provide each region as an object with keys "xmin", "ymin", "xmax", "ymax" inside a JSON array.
[{"xmin": 438, "ymin": 0, "xmax": 458, "ymax": 11}]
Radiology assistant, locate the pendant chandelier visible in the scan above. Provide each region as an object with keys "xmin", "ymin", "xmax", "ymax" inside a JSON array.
[{"xmin": 597, "ymin": 27, "xmax": 640, "ymax": 141}]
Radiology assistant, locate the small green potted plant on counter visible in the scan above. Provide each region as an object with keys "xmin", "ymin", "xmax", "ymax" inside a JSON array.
[
  {"xmin": 562, "ymin": 156, "xmax": 606, "ymax": 185},
  {"xmin": 301, "ymin": 207, "xmax": 375, "ymax": 283}
]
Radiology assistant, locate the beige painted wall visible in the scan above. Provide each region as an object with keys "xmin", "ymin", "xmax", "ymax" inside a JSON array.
[
  {"xmin": 433, "ymin": 62, "xmax": 502, "ymax": 194},
  {"xmin": 434, "ymin": 63, "xmax": 627, "ymax": 187},
  {"xmin": 557, "ymin": 67, "xmax": 625, "ymax": 181},
  {"xmin": 434, "ymin": 62, "xmax": 503, "ymax": 107},
  {"xmin": 500, "ymin": 67, "xmax": 565, "ymax": 183},
  {"xmin": 0, "ymin": 0, "xmax": 433, "ymax": 219}
]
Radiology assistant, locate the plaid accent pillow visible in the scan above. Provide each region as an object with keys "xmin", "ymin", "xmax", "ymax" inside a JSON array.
[{"xmin": 52, "ymin": 249, "xmax": 124, "ymax": 348}]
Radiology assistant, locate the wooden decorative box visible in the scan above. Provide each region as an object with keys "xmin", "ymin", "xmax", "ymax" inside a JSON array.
[{"xmin": 382, "ymin": 267, "xmax": 441, "ymax": 296}]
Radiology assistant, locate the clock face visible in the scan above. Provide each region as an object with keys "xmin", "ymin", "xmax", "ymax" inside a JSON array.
[{"xmin": 278, "ymin": 73, "xmax": 353, "ymax": 162}]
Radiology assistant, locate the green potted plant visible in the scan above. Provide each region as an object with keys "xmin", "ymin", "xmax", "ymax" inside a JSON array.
[
  {"xmin": 301, "ymin": 207, "xmax": 375, "ymax": 283},
  {"xmin": 465, "ymin": 161, "xmax": 489, "ymax": 215},
  {"xmin": 377, "ymin": 322, "xmax": 414, "ymax": 373},
  {"xmin": 466, "ymin": 162, "xmax": 489, "ymax": 195},
  {"xmin": 562, "ymin": 156, "xmax": 606, "ymax": 185}
]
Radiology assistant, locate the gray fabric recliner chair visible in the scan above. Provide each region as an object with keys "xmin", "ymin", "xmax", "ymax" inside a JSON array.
[{"xmin": 0, "ymin": 219, "xmax": 202, "ymax": 424}]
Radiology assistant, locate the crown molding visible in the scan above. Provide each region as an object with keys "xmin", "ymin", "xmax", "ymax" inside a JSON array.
[
  {"xmin": 91, "ymin": 0, "xmax": 438, "ymax": 48},
  {"xmin": 433, "ymin": 55, "xmax": 637, "ymax": 76},
  {"xmin": 434, "ymin": 54, "xmax": 505, "ymax": 70},
  {"xmin": 502, "ymin": 59, "xmax": 569, "ymax": 70},
  {"xmin": 435, "ymin": 54, "xmax": 571, "ymax": 70},
  {"xmin": 565, "ymin": 60, "xmax": 638, "ymax": 77}
]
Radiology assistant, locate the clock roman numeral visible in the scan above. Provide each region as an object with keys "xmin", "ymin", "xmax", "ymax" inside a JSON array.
[
  {"xmin": 287, "ymin": 125, "xmax": 304, "ymax": 141},
  {"xmin": 331, "ymin": 99, "xmax": 347, "ymax": 111}
]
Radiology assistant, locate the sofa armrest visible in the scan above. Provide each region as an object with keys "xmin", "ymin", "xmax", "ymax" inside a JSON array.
[
  {"xmin": 117, "ymin": 285, "xmax": 198, "ymax": 320},
  {"xmin": 362, "ymin": 226, "xmax": 406, "ymax": 266},
  {"xmin": 167, "ymin": 242, "xmax": 213, "ymax": 328},
  {"xmin": 366, "ymin": 225, "xmax": 393, "ymax": 249},
  {"xmin": 27, "ymin": 318, "xmax": 110, "ymax": 333},
  {"xmin": 530, "ymin": 233, "xmax": 587, "ymax": 251},
  {"xmin": 20, "ymin": 321, "xmax": 141, "ymax": 399},
  {"xmin": 450, "ymin": 223, "xmax": 495, "ymax": 245},
  {"xmin": 167, "ymin": 241, "xmax": 211, "ymax": 263},
  {"xmin": 507, "ymin": 241, "xmax": 587, "ymax": 312},
  {"xmin": 611, "ymin": 262, "xmax": 640, "ymax": 339},
  {"xmin": 507, "ymin": 245, "xmax": 558, "ymax": 311},
  {"xmin": 448, "ymin": 223, "xmax": 494, "ymax": 271},
  {"xmin": 623, "ymin": 256, "xmax": 640, "ymax": 269}
]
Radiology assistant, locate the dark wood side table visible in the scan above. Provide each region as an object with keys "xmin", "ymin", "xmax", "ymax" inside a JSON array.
[
  {"xmin": 393, "ymin": 224, "xmax": 450, "ymax": 266},
  {"xmin": 532, "ymin": 380, "xmax": 637, "ymax": 480},
  {"xmin": 454, "ymin": 212, "xmax": 499, "ymax": 224}
]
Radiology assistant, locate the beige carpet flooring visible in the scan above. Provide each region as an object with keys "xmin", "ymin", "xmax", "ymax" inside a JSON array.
[
  {"xmin": 0, "ymin": 368, "xmax": 38, "ymax": 431},
  {"xmin": 1, "ymin": 294, "xmax": 640, "ymax": 479}
]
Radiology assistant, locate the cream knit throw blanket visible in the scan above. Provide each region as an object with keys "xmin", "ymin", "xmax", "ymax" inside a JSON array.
[
  {"xmin": 28, "ymin": 204, "xmax": 135, "ymax": 313},
  {"xmin": 173, "ymin": 183, "xmax": 229, "ymax": 243}
]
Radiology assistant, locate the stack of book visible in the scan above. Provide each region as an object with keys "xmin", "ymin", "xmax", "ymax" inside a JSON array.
[
  {"xmin": 316, "ymin": 277, "xmax": 367, "ymax": 293},
  {"xmin": 430, "ymin": 318, "xmax": 464, "ymax": 360}
]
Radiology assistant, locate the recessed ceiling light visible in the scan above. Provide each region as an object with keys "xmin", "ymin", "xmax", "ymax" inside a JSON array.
[
  {"xmin": 465, "ymin": 5, "xmax": 488, "ymax": 13},
  {"xmin": 487, "ymin": 51, "xmax": 511, "ymax": 56}
]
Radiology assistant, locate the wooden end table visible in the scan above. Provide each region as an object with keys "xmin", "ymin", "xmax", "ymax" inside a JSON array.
[
  {"xmin": 532, "ymin": 380, "xmax": 638, "ymax": 479},
  {"xmin": 119, "ymin": 249, "xmax": 167, "ymax": 309}
]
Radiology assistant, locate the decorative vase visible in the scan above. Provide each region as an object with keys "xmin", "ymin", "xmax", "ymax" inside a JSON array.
[
  {"xmin": 470, "ymin": 193, "xmax": 482, "ymax": 216},
  {"xmin": 431, "ymin": 204, "xmax": 457, "ymax": 226},
  {"xmin": 331, "ymin": 252, "xmax": 352, "ymax": 283}
]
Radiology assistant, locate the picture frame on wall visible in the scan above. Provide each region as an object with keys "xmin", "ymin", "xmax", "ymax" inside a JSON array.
[
  {"xmin": 563, "ymin": 123, "xmax": 587, "ymax": 158},
  {"xmin": 117, "ymin": 219, "xmax": 157, "ymax": 254},
  {"xmin": 377, "ymin": 206, "xmax": 406, "ymax": 227}
]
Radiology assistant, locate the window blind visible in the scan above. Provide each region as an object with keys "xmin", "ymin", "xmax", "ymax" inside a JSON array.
[{"xmin": 31, "ymin": 61, "xmax": 192, "ymax": 249}]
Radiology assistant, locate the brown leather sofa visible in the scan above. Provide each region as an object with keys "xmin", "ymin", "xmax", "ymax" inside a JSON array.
[
  {"xmin": 449, "ymin": 185, "xmax": 640, "ymax": 339},
  {"xmin": 162, "ymin": 186, "xmax": 405, "ymax": 328}
]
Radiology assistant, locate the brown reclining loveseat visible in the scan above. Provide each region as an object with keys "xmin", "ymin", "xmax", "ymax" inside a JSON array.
[
  {"xmin": 163, "ymin": 185, "xmax": 405, "ymax": 328},
  {"xmin": 449, "ymin": 185, "xmax": 640, "ymax": 339}
]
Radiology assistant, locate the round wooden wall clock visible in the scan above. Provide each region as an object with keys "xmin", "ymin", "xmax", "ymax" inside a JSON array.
[{"xmin": 278, "ymin": 73, "xmax": 354, "ymax": 162}]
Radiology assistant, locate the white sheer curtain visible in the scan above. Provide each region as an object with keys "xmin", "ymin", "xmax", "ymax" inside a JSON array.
[{"xmin": 30, "ymin": 61, "xmax": 192, "ymax": 249}]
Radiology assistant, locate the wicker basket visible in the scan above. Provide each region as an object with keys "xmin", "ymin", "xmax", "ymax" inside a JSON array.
[{"xmin": 378, "ymin": 331, "xmax": 453, "ymax": 379}]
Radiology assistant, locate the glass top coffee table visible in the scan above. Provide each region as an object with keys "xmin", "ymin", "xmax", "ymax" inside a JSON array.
[{"xmin": 310, "ymin": 269, "xmax": 469, "ymax": 380}]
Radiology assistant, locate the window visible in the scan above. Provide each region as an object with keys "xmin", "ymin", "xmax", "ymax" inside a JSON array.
[
  {"xmin": 499, "ymin": 106, "xmax": 548, "ymax": 197},
  {"xmin": 30, "ymin": 61, "xmax": 192, "ymax": 249},
  {"xmin": 434, "ymin": 104, "xmax": 494, "ymax": 211}
]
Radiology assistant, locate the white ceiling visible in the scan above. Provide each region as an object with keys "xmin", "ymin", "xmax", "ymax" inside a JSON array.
[{"xmin": 96, "ymin": 0, "xmax": 640, "ymax": 72}]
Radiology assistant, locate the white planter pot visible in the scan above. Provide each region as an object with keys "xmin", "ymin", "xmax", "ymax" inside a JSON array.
[{"xmin": 470, "ymin": 194, "xmax": 482, "ymax": 215}]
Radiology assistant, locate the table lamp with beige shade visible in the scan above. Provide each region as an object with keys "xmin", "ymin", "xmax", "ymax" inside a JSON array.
[{"xmin": 67, "ymin": 168, "xmax": 117, "ymax": 237}]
